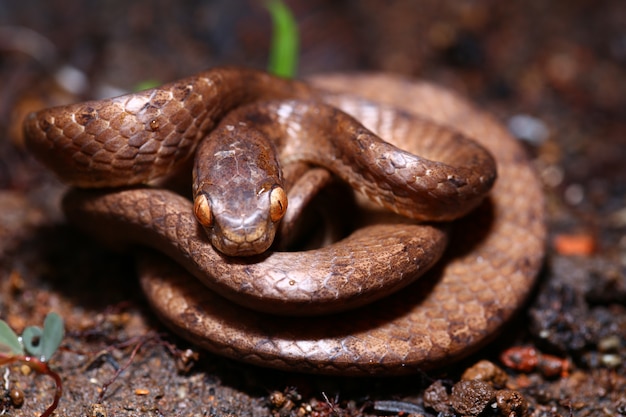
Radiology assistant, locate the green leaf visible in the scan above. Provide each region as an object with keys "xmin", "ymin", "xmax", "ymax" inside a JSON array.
[
  {"xmin": 22, "ymin": 325, "xmax": 43, "ymax": 357},
  {"xmin": 0, "ymin": 320, "xmax": 24, "ymax": 356},
  {"xmin": 41, "ymin": 312, "xmax": 64, "ymax": 361},
  {"xmin": 134, "ymin": 79, "xmax": 161, "ymax": 92},
  {"xmin": 265, "ymin": 0, "xmax": 299, "ymax": 78}
]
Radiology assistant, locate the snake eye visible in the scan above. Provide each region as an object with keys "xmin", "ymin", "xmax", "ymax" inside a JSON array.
[
  {"xmin": 269, "ymin": 186, "xmax": 288, "ymax": 223},
  {"xmin": 193, "ymin": 194, "xmax": 213, "ymax": 227}
]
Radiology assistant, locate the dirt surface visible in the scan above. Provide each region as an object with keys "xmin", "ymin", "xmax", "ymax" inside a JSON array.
[{"xmin": 0, "ymin": 1, "xmax": 625, "ymax": 416}]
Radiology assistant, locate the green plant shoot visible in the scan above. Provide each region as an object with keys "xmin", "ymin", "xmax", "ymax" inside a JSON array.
[{"xmin": 265, "ymin": 0, "xmax": 299, "ymax": 78}]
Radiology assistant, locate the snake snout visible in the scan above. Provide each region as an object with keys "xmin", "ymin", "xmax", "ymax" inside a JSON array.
[{"xmin": 208, "ymin": 211, "xmax": 277, "ymax": 257}]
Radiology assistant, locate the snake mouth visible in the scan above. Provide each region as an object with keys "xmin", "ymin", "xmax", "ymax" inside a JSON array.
[
  {"xmin": 208, "ymin": 221, "xmax": 276, "ymax": 257},
  {"xmin": 212, "ymin": 238, "xmax": 273, "ymax": 257}
]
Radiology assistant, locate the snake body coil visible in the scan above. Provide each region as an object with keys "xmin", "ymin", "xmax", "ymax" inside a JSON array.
[{"xmin": 23, "ymin": 68, "xmax": 545, "ymax": 376}]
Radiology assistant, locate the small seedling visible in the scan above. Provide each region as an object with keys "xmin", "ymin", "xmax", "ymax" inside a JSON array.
[{"xmin": 0, "ymin": 312, "xmax": 64, "ymax": 417}]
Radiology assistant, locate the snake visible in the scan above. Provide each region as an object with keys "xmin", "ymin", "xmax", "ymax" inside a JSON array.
[{"xmin": 23, "ymin": 68, "xmax": 545, "ymax": 376}]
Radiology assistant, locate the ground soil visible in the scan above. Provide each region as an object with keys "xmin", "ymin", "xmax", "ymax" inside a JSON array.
[{"xmin": 0, "ymin": 1, "xmax": 625, "ymax": 416}]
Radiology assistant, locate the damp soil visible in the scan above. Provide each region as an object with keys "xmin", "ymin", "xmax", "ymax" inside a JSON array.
[{"xmin": 0, "ymin": 1, "xmax": 625, "ymax": 416}]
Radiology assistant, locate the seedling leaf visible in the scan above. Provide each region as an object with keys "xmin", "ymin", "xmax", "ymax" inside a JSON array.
[
  {"xmin": 22, "ymin": 325, "xmax": 43, "ymax": 357},
  {"xmin": 0, "ymin": 319, "xmax": 24, "ymax": 355},
  {"xmin": 41, "ymin": 312, "xmax": 64, "ymax": 361}
]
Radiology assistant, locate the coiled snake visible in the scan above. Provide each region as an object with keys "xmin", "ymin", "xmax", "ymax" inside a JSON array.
[{"xmin": 23, "ymin": 68, "xmax": 545, "ymax": 376}]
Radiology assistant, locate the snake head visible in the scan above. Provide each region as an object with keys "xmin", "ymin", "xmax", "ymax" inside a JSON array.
[
  {"xmin": 192, "ymin": 119, "xmax": 288, "ymax": 257},
  {"xmin": 193, "ymin": 185, "xmax": 287, "ymax": 257}
]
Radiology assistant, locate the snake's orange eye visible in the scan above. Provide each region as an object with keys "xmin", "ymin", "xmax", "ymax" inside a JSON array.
[
  {"xmin": 269, "ymin": 186, "xmax": 288, "ymax": 223},
  {"xmin": 193, "ymin": 194, "xmax": 213, "ymax": 227}
]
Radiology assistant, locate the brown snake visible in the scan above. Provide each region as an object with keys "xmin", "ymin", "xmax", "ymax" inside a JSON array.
[{"xmin": 23, "ymin": 68, "xmax": 545, "ymax": 376}]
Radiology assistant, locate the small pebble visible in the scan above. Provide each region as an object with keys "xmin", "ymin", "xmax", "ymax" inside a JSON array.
[
  {"xmin": 564, "ymin": 183, "xmax": 585, "ymax": 205},
  {"xmin": 297, "ymin": 404, "xmax": 312, "ymax": 416},
  {"xmin": 9, "ymin": 388, "xmax": 24, "ymax": 408},
  {"xmin": 90, "ymin": 403, "xmax": 107, "ymax": 417},
  {"xmin": 423, "ymin": 380, "xmax": 452, "ymax": 414},
  {"xmin": 495, "ymin": 389, "xmax": 529, "ymax": 417},
  {"xmin": 541, "ymin": 164, "xmax": 564, "ymax": 187},
  {"xmin": 269, "ymin": 391, "xmax": 287, "ymax": 408},
  {"xmin": 501, "ymin": 346, "xmax": 539, "ymax": 373},
  {"xmin": 176, "ymin": 385, "xmax": 188, "ymax": 399},
  {"xmin": 450, "ymin": 380, "xmax": 495, "ymax": 416},
  {"xmin": 54, "ymin": 65, "xmax": 89, "ymax": 95},
  {"xmin": 537, "ymin": 354, "xmax": 570, "ymax": 378},
  {"xmin": 507, "ymin": 114, "xmax": 550, "ymax": 145},
  {"xmin": 552, "ymin": 233, "xmax": 595, "ymax": 256},
  {"xmin": 461, "ymin": 360, "xmax": 508, "ymax": 388},
  {"xmin": 597, "ymin": 335, "xmax": 621, "ymax": 352},
  {"xmin": 19, "ymin": 365, "xmax": 31, "ymax": 376},
  {"xmin": 601, "ymin": 353, "xmax": 622, "ymax": 368}
]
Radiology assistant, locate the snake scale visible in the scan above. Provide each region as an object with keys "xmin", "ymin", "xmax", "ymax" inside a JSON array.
[{"xmin": 23, "ymin": 68, "xmax": 545, "ymax": 376}]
